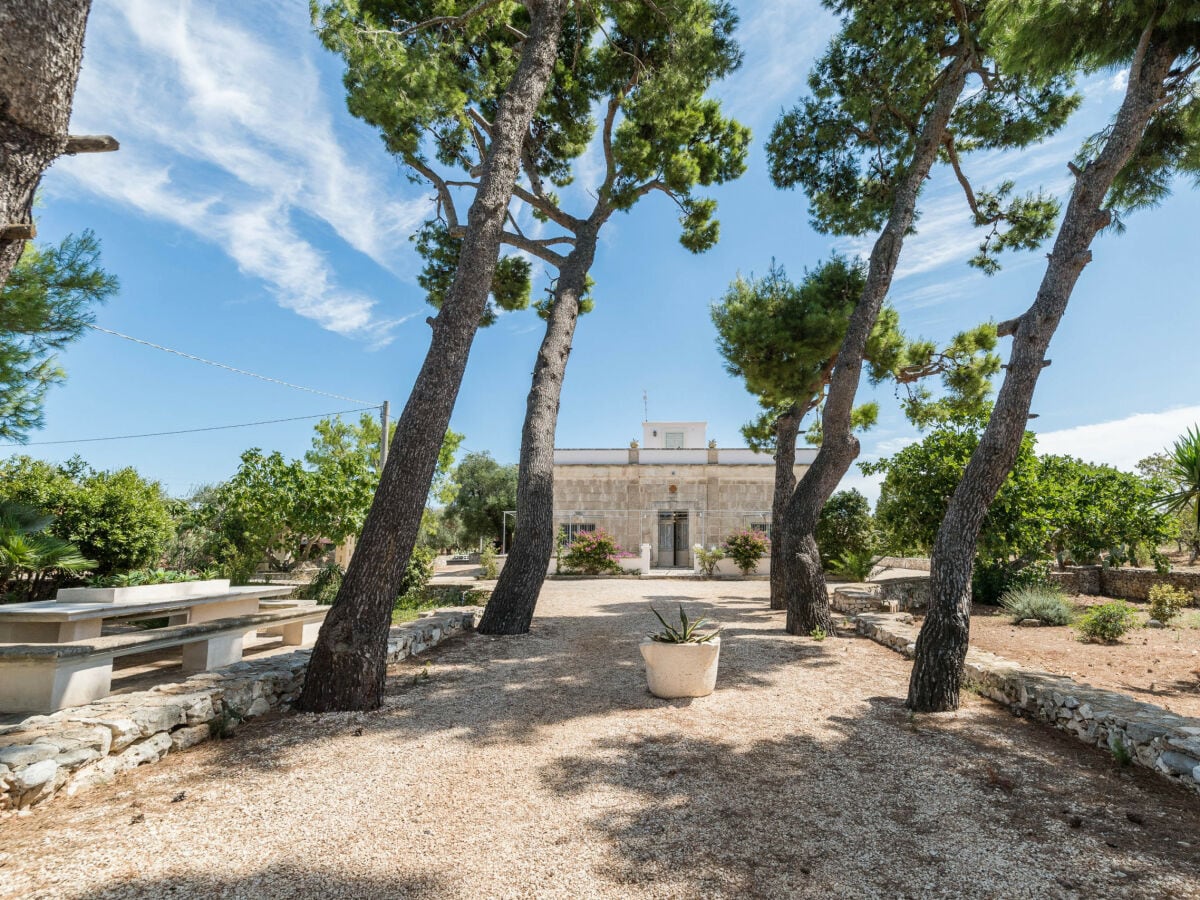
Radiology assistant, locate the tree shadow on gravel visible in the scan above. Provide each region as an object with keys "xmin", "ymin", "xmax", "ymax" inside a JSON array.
[
  {"xmin": 537, "ymin": 694, "xmax": 1200, "ymax": 898},
  {"xmin": 188, "ymin": 592, "xmax": 837, "ymax": 774},
  {"xmin": 68, "ymin": 865, "xmax": 441, "ymax": 899}
]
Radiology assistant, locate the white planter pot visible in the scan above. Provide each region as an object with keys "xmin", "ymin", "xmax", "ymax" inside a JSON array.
[
  {"xmin": 54, "ymin": 579, "xmax": 232, "ymax": 605},
  {"xmin": 639, "ymin": 637, "xmax": 721, "ymax": 699}
]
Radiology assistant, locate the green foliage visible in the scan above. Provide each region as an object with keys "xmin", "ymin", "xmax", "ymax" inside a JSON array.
[
  {"xmin": 816, "ymin": 489, "xmax": 873, "ymax": 568},
  {"xmin": 1156, "ymin": 425, "xmax": 1200, "ymax": 559},
  {"xmin": 829, "ymin": 548, "xmax": 880, "ymax": 582},
  {"xmin": 648, "ymin": 604, "xmax": 720, "ymax": 644},
  {"xmin": 562, "ymin": 528, "xmax": 623, "ymax": 576},
  {"xmin": 477, "ymin": 543, "xmax": 499, "ymax": 581},
  {"xmin": 723, "ymin": 529, "xmax": 769, "ymax": 575},
  {"xmin": 193, "ymin": 417, "xmax": 461, "ymax": 581},
  {"xmin": 1111, "ymin": 737, "xmax": 1133, "ymax": 768},
  {"xmin": 1000, "ymin": 585, "xmax": 1072, "ymax": 625},
  {"xmin": 412, "ymin": 221, "xmax": 532, "ymax": 325},
  {"xmin": 695, "ymin": 545, "xmax": 724, "ymax": 579},
  {"xmin": 984, "ymin": 0, "xmax": 1200, "ymax": 221},
  {"xmin": 300, "ymin": 562, "xmax": 345, "ymax": 606},
  {"xmin": 863, "ymin": 417, "xmax": 1041, "ymax": 561},
  {"xmin": 444, "ymin": 451, "xmax": 517, "ymax": 547},
  {"xmin": 87, "ymin": 568, "xmax": 219, "ymax": 588},
  {"xmin": 864, "ymin": 419, "xmax": 1171, "ymax": 574},
  {"xmin": 1148, "ymin": 583, "xmax": 1191, "ymax": 624},
  {"xmin": 0, "ymin": 455, "xmax": 173, "ymax": 576},
  {"xmin": 809, "ymin": 626, "xmax": 828, "ymax": 641},
  {"xmin": 0, "ymin": 231, "xmax": 118, "ymax": 440},
  {"xmin": 767, "ymin": 0, "xmax": 1075, "ymax": 261},
  {"xmin": 0, "ymin": 501, "xmax": 94, "ymax": 601},
  {"xmin": 397, "ymin": 545, "xmax": 437, "ymax": 602},
  {"xmin": 1076, "ymin": 601, "xmax": 1139, "ymax": 644}
]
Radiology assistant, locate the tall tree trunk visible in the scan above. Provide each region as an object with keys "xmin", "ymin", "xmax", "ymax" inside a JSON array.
[
  {"xmin": 779, "ymin": 54, "xmax": 971, "ymax": 635},
  {"xmin": 769, "ymin": 406, "xmax": 800, "ymax": 610},
  {"xmin": 478, "ymin": 222, "xmax": 600, "ymax": 635},
  {"xmin": 908, "ymin": 41, "xmax": 1178, "ymax": 712},
  {"xmin": 297, "ymin": 0, "xmax": 567, "ymax": 712},
  {"xmin": 0, "ymin": 0, "xmax": 92, "ymax": 290}
]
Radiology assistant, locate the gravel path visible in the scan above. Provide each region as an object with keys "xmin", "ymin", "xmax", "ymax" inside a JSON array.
[{"xmin": 4, "ymin": 580, "xmax": 1200, "ymax": 899}]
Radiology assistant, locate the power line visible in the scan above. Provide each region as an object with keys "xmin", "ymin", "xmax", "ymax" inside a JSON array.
[
  {"xmin": 0, "ymin": 407, "xmax": 377, "ymax": 447},
  {"xmin": 86, "ymin": 324, "xmax": 377, "ymax": 406}
]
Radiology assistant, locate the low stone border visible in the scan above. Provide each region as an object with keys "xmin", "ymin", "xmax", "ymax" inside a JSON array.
[
  {"xmin": 853, "ymin": 612, "xmax": 1200, "ymax": 796},
  {"xmin": 0, "ymin": 608, "xmax": 478, "ymax": 813}
]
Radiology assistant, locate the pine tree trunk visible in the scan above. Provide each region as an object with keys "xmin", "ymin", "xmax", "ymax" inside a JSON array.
[
  {"xmin": 769, "ymin": 406, "xmax": 800, "ymax": 610},
  {"xmin": 297, "ymin": 0, "xmax": 568, "ymax": 712},
  {"xmin": 478, "ymin": 223, "xmax": 600, "ymax": 635},
  {"xmin": 908, "ymin": 40, "xmax": 1178, "ymax": 712},
  {"xmin": 779, "ymin": 54, "xmax": 971, "ymax": 635},
  {"xmin": 0, "ymin": 0, "xmax": 93, "ymax": 290}
]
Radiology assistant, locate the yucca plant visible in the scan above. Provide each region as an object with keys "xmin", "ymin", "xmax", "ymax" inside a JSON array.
[
  {"xmin": 648, "ymin": 604, "xmax": 721, "ymax": 644},
  {"xmin": 1159, "ymin": 425, "xmax": 1200, "ymax": 563}
]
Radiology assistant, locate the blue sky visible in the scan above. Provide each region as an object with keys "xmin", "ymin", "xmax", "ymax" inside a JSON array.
[{"xmin": 11, "ymin": 0, "xmax": 1200, "ymax": 502}]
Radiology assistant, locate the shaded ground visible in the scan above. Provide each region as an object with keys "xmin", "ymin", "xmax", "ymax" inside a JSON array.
[
  {"xmin": 963, "ymin": 601, "xmax": 1200, "ymax": 718},
  {"xmin": 4, "ymin": 580, "xmax": 1200, "ymax": 899}
]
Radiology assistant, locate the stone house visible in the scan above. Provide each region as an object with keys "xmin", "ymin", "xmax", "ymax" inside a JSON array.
[{"xmin": 552, "ymin": 421, "xmax": 816, "ymax": 568}]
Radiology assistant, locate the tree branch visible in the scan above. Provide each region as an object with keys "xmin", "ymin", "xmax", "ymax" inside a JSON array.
[
  {"xmin": 363, "ymin": 0, "xmax": 508, "ymax": 41},
  {"xmin": 64, "ymin": 134, "xmax": 119, "ymax": 154},
  {"xmin": 498, "ymin": 231, "xmax": 569, "ymax": 266}
]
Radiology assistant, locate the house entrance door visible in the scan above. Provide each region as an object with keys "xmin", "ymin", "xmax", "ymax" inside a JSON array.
[{"xmin": 656, "ymin": 511, "xmax": 690, "ymax": 568}]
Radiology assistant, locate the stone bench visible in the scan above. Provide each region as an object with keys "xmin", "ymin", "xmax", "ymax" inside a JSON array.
[{"xmin": 0, "ymin": 606, "xmax": 328, "ymax": 714}]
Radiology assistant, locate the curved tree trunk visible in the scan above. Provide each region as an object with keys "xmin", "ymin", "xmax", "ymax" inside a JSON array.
[
  {"xmin": 769, "ymin": 406, "xmax": 800, "ymax": 610},
  {"xmin": 908, "ymin": 40, "xmax": 1178, "ymax": 712},
  {"xmin": 478, "ymin": 222, "xmax": 600, "ymax": 635},
  {"xmin": 298, "ymin": 0, "xmax": 568, "ymax": 712},
  {"xmin": 779, "ymin": 54, "xmax": 971, "ymax": 635},
  {"xmin": 0, "ymin": 0, "xmax": 93, "ymax": 289}
]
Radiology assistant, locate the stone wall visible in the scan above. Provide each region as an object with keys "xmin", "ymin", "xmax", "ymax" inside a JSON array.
[
  {"xmin": 873, "ymin": 556, "xmax": 932, "ymax": 573},
  {"xmin": 0, "ymin": 609, "xmax": 477, "ymax": 813},
  {"xmin": 854, "ymin": 613, "xmax": 1200, "ymax": 795},
  {"xmin": 1047, "ymin": 565, "xmax": 1103, "ymax": 595},
  {"xmin": 877, "ymin": 577, "xmax": 931, "ymax": 610}
]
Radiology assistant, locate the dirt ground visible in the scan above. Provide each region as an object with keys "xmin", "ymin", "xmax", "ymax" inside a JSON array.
[
  {"xmin": 4, "ymin": 580, "xmax": 1200, "ymax": 899},
  {"xmin": 962, "ymin": 601, "xmax": 1200, "ymax": 718}
]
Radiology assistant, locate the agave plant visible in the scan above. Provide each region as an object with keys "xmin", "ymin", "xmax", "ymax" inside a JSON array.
[
  {"xmin": 0, "ymin": 501, "xmax": 94, "ymax": 601},
  {"xmin": 648, "ymin": 604, "xmax": 721, "ymax": 644}
]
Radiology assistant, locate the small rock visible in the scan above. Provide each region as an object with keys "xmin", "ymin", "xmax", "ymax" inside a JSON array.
[
  {"xmin": 1018, "ymin": 618, "xmax": 1042, "ymax": 628},
  {"xmin": 130, "ymin": 811, "xmax": 145, "ymax": 824},
  {"xmin": 1157, "ymin": 750, "xmax": 1200, "ymax": 776},
  {"xmin": 1068, "ymin": 815, "xmax": 1083, "ymax": 828},
  {"xmin": 172, "ymin": 791, "xmax": 187, "ymax": 803},
  {"xmin": 1147, "ymin": 619, "xmax": 1165, "ymax": 629},
  {"xmin": 169, "ymin": 724, "xmax": 210, "ymax": 752},
  {"xmin": 1126, "ymin": 811, "xmax": 1145, "ymax": 826}
]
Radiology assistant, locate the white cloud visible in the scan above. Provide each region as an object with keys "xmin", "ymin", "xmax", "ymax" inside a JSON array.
[
  {"xmin": 55, "ymin": 0, "xmax": 429, "ymax": 341},
  {"xmin": 1034, "ymin": 406, "xmax": 1200, "ymax": 472}
]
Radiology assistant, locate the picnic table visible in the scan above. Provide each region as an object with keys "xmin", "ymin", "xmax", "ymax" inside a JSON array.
[{"xmin": 0, "ymin": 584, "xmax": 297, "ymax": 643}]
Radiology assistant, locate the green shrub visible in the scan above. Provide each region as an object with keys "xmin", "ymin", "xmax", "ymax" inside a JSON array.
[
  {"xmin": 1148, "ymin": 583, "xmax": 1191, "ymax": 623},
  {"xmin": 398, "ymin": 545, "xmax": 436, "ymax": 601},
  {"xmin": 1000, "ymin": 586, "xmax": 1072, "ymax": 625},
  {"xmin": 562, "ymin": 529, "xmax": 623, "ymax": 576},
  {"xmin": 301, "ymin": 562, "xmax": 344, "ymax": 605},
  {"xmin": 723, "ymin": 529, "xmax": 770, "ymax": 575},
  {"xmin": 477, "ymin": 544, "xmax": 499, "ymax": 580},
  {"xmin": 1076, "ymin": 601, "xmax": 1139, "ymax": 643},
  {"xmin": 972, "ymin": 558, "xmax": 1054, "ymax": 605},
  {"xmin": 829, "ymin": 548, "xmax": 879, "ymax": 581},
  {"xmin": 87, "ymin": 568, "xmax": 221, "ymax": 588},
  {"xmin": 695, "ymin": 546, "xmax": 724, "ymax": 578},
  {"xmin": 815, "ymin": 489, "xmax": 873, "ymax": 568}
]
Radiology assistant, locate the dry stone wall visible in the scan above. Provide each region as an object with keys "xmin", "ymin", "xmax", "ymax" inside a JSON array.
[
  {"xmin": 854, "ymin": 613, "xmax": 1200, "ymax": 796},
  {"xmin": 0, "ymin": 609, "xmax": 477, "ymax": 813}
]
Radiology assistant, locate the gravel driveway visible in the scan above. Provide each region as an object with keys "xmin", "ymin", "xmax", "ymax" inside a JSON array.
[{"xmin": 4, "ymin": 579, "xmax": 1200, "ymax": 899}]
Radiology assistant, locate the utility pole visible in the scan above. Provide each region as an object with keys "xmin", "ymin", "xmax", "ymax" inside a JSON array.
[{"xmin": 379, "ymin": 400, "xmax": 390, "ymax": 469}]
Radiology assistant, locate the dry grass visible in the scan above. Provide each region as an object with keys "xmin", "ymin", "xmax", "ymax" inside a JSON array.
[{"xmin": 4, "ymin": 580, "xmax": 1200, "ymax": 899}]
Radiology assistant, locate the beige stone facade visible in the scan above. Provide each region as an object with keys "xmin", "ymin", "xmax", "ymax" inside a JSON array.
[{"xmin": 553, "ymin": 422, "xmax": 815, "ymax": 568}]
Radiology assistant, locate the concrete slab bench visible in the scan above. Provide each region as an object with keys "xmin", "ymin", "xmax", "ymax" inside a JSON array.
[{"xmin": 0, "ymin": 606, "xmax": 328, "ymax": 714}]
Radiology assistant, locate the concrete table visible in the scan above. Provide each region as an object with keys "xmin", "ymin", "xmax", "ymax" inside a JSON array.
[{"xmin": 0, "ymin": 585, "xmax": 296, "ymax": 672}]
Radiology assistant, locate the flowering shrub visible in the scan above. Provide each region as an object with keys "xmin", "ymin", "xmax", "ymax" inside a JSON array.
[
  {"xmin": 563, "ymin": 529, "xmax": 624, "ymax": 575},
  {"xmin": 723, "ymin": 530, "xmax": 770, "ymax": 575}
]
